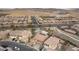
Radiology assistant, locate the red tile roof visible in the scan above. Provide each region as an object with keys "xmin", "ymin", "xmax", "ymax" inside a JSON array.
[
  {"xmin": 44, "ymin": 36, "xmax": 60, "ymax": 49},
  {"xmin": 32, "ymin": 33, "xmax": 48, "ymax": 42}
]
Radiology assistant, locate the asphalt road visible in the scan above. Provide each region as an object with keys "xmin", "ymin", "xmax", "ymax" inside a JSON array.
[
  {"xmin": 0, "ymin": 41, "xmax": 36, "ymax": 51},
  {"xmin": 53, "ymin": 28, "xmax": 79, "ymax": 48}
]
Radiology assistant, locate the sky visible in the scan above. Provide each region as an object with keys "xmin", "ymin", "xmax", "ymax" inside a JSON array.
[{"xmin": 0, "ymin": 0, "xmax": 78, "ymax": 8}]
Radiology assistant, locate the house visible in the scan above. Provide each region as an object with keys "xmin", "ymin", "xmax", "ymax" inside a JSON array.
[
  {"xmin": 29, "ymin": 32, "xmax": 48, "ymax": 50},
  {"xmin": 9, "ymin": 30, "xmax": 32, "ymax": 43},
  {"xmin": 31, "ymin": 32, "xmax": 48, "ymax": 44},
  {"xmin": 44, "ymin": 36, "xmax": 60, "ymax": 50}
]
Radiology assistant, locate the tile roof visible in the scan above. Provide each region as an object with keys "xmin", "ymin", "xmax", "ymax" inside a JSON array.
[
  {"xmin": 32, "ymin": 33, "xmax": 48, "ymax": 42},
  {"xmin": 44, "ymin": 36, "xmax": 60, "ymax": 49}
]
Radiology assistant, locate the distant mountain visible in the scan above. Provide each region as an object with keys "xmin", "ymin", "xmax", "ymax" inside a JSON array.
[
  {"xmin": 14, "ymin": 8, "xmax": 67, "ymax": 12},
  {"xmin": 68, "ymin": 8, "xmax": 79, "ymax": 12},
  {"xmin": 0, "ymin": 8, "xmax": 78, "ymax": 15}
]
